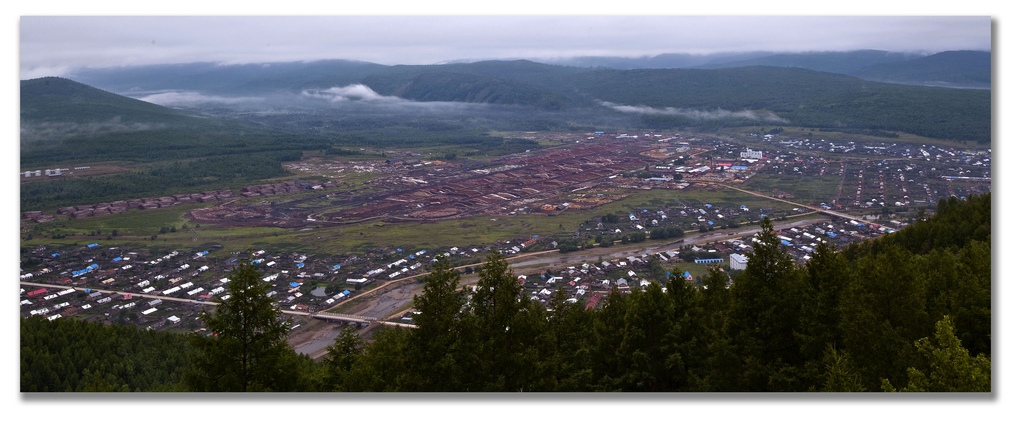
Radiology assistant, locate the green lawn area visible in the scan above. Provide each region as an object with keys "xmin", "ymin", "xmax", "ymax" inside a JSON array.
[
  {"xmin": 21, "ymin": 186, "xmax": 804, "ymax": 258},
  {"xmin": 25, "ymin": 204, "xmax": 203, "ymax": 239},
  {"xmin": 286, "ymin": 187, "xmax": 798, "ymax": 254},
  {"xmin": 724, "ymin": 126, "xmax": 985, "ymax": 150},
  {"xmin": 741, "ymin": 173, "xmax": 842, "ymax": 206}
]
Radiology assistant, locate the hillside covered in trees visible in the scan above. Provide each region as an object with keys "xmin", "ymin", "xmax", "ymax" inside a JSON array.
[
  {"xmin": 64, "ymin": 58, "xmax": 991, "ymax": 143},
  {"xmin": 21, "ymin": 193, "xmax": 991, "ymax": 392}
]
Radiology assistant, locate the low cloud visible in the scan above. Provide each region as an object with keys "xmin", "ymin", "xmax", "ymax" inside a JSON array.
[
  {"xmin": 21, "ymin": 65, "xmax": 74, "ymax": 80},
  {"xmin": 302, "ymin": 84, "xmax": 397, "ymax": 103},
  {"xmin": 600, "ymin": 101, "xmax": 788, "ymax": 123},
  {"xmin": 303, "ymin": 84, "xmax": 486, "ymax": 112},
  {"xmin": 21, "ymin": 117, "xmax": 166, "ymax": 144},
  {"xmin": 137, "ymin": 91, "xmax": 263, "ymax": 106}
]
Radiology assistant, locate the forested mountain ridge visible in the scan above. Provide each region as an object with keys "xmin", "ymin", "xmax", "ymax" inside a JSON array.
[
  {"xmin": 536, "ymin": 49, "xmax": 990, "ymax": 89},
  {"xmin": 64, "ymin": 59, "xmax": 991, "ymax": 143},
  {"xmin": 21, "ymin": 194, "xmax": 991, "ymax": 392},
  {"xmin": 361, "ymin": 70, "xmax": 572, "ymax": 109},
  {"xmin": 565, "ymin": 66, "xmax": 990, "ymax": 142},
  {"xmin": 20, "ymin": 77, "xmax": 312, "ymax": 210},
  {"xmin": 71, "ymin": 50, "xmax": 989, "ymax": 92},
  {"xmin": 851, "ymin": 50, "xmax": 992, "ymax": 88},
  {"xmin": 20, "ymin": 76, "xmax": 311, "ymax": 164},
  {"xmin": 20, "ymin": 76, "xmax": 200, "ymax": 124},
  {"xmin": 695, "ymin": 50, "xmax": 922, "ymax": 74},
  {"xmin": 63, "ymin": 60, "xmax": 390, "ymax": 95}
]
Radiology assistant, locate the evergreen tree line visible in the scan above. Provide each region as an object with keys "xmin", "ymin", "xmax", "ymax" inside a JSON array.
[
  {"xmin": 21, "ymin": 152, "xmax": 296, "ymax": 212},
  {"xmin": 21, "ymin": 316, "xmax": 193, "ymax": 392},
  {"xmin": 21, "ymin": 194, "xmax": 990, "ymax": 392}
]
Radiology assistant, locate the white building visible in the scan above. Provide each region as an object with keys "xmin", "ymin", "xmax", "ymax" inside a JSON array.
[
  {"xmin": 740, "ymin": 149, "xmax": 764, "ymax": 160},
  {"xmin": 730, "ymin": 253, "xmax": 749, "ymax": 271}
]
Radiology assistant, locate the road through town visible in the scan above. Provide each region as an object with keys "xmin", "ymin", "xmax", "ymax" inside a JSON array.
[
  {"xmin": 508, "ymin": 213, "xmax": 824, "ymax": 273},
  {"xmin": 327, "ymin": 212, "xmax": 826, "ymax": 322}
]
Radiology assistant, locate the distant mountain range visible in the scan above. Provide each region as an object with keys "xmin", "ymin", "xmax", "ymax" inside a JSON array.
[
  {"xmin": 529, "ymin": 50, "xmax": 990, "ymax": 89},
  {"xmin": 66, "ymin": 50, "xmax": 990, "ymax": 96},
  {"xmin": 23, "ymin": 50, "xmax": 991, "ymax": 155}
]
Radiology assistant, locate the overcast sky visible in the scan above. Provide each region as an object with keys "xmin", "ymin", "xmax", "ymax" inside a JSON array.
[{"xmin": 19, "ymin": 15, "xmax": 992, "ymax": 79}]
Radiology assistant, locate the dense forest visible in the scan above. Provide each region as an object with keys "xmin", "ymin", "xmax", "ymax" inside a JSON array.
[
  {"xmin": 21, "ymin": 194, "xmax": 990, "ymax": 392},
  {"xmin": 50, "ymin": 58, "xmax": 993, "ymax": 144},
  {"xmin": 21, "ymin": 316, "xmax": 193, "ymax": 392},
  {"xmin": 20, "ymin": 152, "xmax": 299, "ymax": 212},
  {"xmin": 563, "ymin": 66, "xmax": 990, "ymax": 143}
]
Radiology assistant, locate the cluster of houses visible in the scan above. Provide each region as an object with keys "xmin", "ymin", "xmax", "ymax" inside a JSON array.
[
  {"xmin": 19, "ymin": 207, "xmax": 907, "ymax": 333},
  {"xmin": 20, "ymin": 167, "xmax": 82, "ymax": 178},
  {"xmin": 18, "ymin": 234, "xmax": 553, "ymax": 331}
]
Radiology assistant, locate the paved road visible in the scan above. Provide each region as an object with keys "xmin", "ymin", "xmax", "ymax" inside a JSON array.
[
  {"xmin": 508, "ymin": 213, "xmax": 824, "ymax": 273},
  {"xmin": 323, "ymin": 245, "xmax": 561, "ymax": 315},
  {"xmin": 714, "ymin": 183, "xmax": 885, "ymax": 228},
  {"xmin": 322, "ymin": 212, "xmax": 827, "ymax": 322}
]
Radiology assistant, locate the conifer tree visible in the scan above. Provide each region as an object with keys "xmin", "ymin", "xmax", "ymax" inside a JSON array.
[
  {"xmin": 797, "ymin": 242, "xmax": 850, "ymax": 385},
  {"xmin": 406, "ymin": 255, "xmax": 467, "ymax": 391},
  {"xmin": 883, "ymin": 316, "xmax": 990, "ymax": 392},
  {"xmin": 322, "ymin": 326, "xmax": 363, "ymax": 391},
  {"xmin": 663, "ymin": 269, "xmax": 703, "ymax": 391},
  {"xmin": 343, "ymin": 326, "xmax": 411, "ymax": 392},
  {"xmin": 465, "ymin": 251, "xmax": 546, "ymax": 391},
  {"xmin": 187, "ymin": 261, "xmax": 298, "ymax": 392},
  {"xmin": 541, "ymin": 286, "xmax": 596, "ymax": 391},
  {"xmin": 821, "ymin": 345, "xmax": 865, "ymax": 392},
  {"xmin": 728, "ymin": 216, "xmax": 802, "ymax": 390},
  {"xmin": 619, "ymin": 282, "xmax": 674, "ymax": 391},
  {"xmin": 697, "ymin": 263, "xmax": 742, "ymax": 391}
]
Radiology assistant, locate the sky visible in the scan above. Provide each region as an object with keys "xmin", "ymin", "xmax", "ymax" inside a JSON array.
[
  {"xmin": 6, "ymin": 1, "xmax": 1021, "ymax": 425},
  {"xmin": 18, "ymin": 15, "xmax": 993, "ymax": 79}
]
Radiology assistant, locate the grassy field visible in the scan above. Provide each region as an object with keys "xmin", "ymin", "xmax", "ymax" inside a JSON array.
[
  {"xmin": 740, "ymin": 173, "xmax": 843, "ymax": 206},
  {"xmin": 27, "ymin": 204, "xmax": 203, "ymax": 237},
  {"xmin": 723, "ymin": 126, "xmax": 986, "ymax": 150},
  {"xmin": 22, "ymin": 186, "xmax": 799, "ymax": 258},
  {"xmin": 232, "ymin": 187, "xmax": 801, "ymax": 255}
]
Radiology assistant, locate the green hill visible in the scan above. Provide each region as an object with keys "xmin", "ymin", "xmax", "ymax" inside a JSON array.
[
  {"xmin": 19, "ymin": 77, "xmax": 322, "ymax": 211},
  {"xmin": 698, "ymin": 49, "xmax": 921, "ymax": 75},
  {"xmin": 852, "ymin": 51, "xmax": 991, "ymax": 88},
  {"xmin": 64, "ymin": 59, "xmax": 993, "ymax": 144},
  {"xmin": 362, "ymin": 70, "xmax": 571, "ymax": 109},
  {"xmin": 19, "ymin": 77, "xmax": 314, "ymax": 165},
  {"xmin": 20, "ymin": 76, "xmax": 199, "ymax": 124},
  {"xmin": 567, "ymin": 66, "xmax": 991, "ymax": 142}
]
